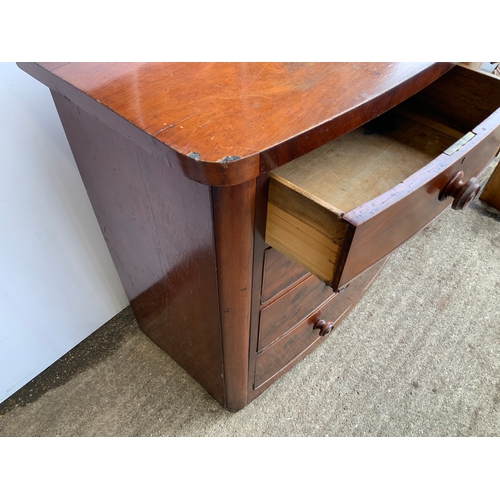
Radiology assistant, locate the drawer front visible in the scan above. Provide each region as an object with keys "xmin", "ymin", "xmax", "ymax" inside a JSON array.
[
  {"xmin": 258, "ymin": 274, "xmax": 334, "ymax": 351},
  {"xmin": 266, "ymin": 66, "xmax": 500, "ymax": 291},
  {"xmin": 261, "ymin": 247, "xmax": 309, "ymax": 303},
  {"xmin": 254, "ymin": 258, "xmax": 386, "ymax": 389},
  {"xmin": 340, "ymin": 124, "xmax": 500, "ymax": 286}
]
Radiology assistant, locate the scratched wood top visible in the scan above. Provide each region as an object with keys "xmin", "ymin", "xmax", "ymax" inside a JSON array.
[{"xmin": 18, "ymin": 62, "xmax": 454, "ymax": 185}]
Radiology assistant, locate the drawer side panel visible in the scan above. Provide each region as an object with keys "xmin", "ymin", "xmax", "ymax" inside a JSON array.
[{"xmin": 266, "ymin": 175, "xmax": 351, "ymax": 285}]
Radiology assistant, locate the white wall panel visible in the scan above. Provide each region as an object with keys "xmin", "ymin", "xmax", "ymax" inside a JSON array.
[{"xmin": 0, "ymin": 63, "xmax": 129, "ymax": 403}]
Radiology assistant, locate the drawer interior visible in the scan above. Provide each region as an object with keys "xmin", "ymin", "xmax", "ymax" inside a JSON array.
[
  {"xmin": 271, "ymin": 65, "xmax": 500, "ymax": 216},
  {"xmin": 266, "ymin": 65, "xmax": 500, "ymax": 289},
  {"xmin": 272, "ymin": 113, "xmax": 457, "ymax": 215}
]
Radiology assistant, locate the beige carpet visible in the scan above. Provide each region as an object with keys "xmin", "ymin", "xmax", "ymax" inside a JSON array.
[{"xmin": 1, "ymin": 163, "xmax": 499, "ymax": 437}]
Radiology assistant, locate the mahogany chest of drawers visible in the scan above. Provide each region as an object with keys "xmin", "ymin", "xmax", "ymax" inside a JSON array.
[{"xmin": 19, "ymin": 63, "xmax": 500, "ymax": 410}]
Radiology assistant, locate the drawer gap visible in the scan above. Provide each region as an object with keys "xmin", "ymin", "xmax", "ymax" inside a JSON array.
[{"xmin": 260, "ymin": 272, "xmax": 310, "ymax": 308}]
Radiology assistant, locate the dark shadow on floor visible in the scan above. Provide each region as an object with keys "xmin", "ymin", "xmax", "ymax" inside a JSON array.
[{"xmin": 0, "ymin": 307, "xmax": 136, "ymax": 416}]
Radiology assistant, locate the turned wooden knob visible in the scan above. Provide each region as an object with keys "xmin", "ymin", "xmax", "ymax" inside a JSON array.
[
  {"xmin": 439, "ymin": 171, "xmax": 481, "ymax": 210},
  {"xmin": 314, "ymin": 319, "xmax": 334, "ymax": 337}
]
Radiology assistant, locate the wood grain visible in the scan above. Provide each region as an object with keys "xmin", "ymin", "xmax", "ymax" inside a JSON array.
[
  {"xmin": 266, "ymin": 174, "xmax": 351, "ymax": 284},
  {"xmin": 253, "ymin": 258, "xmax": 387, "ymax": 389},
  {"xmin": 265, "ymin": 111, "xmax": 455, "ymax": 289},
  {"xmin": 261, "ymin": 247, "xmax": 309, "ymax": 304},
  {"xmin": 398, "ymin": 64, "xmax": 500, "ymax": 135},
  {"xmin": 18, "ymin": 62, "xmax": 454, "ymax": 186},
  {"xmin": 258, "ymin": 274, "xmax": 334, "ymax": 351},
  {"xmin": 271, "ymin": 113, "xmax": 457, "ymax": 214},
  {"xmin": 212, "ymin": 180, "xmax": 256, "ymax": 411},
  {"xmin": 265, "ymin": 68, "xmax": 500, "ymax": 290},
  {"xmin": 20, "ymin": 62, "xmax": 492, "ymax": 411},
  {"xmin": 51, "ymin": 91, "xmax": 225, "ymax": 404},
  {"xmin": 247, "ymin": 173, "xmax": 273, "ymax": 398},
  {"xmin": 342, "ymin": 112, "xmax": 500, "ymax": 287}
]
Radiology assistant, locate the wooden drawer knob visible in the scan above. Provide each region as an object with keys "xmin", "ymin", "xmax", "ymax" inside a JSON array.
[
  {"xmin": 314, "ymin": 319, "xmax": 334, "ymax": 337},
  {"xmin": 439, "ymin": 171, "xmax": 481, "ymax": 210}
]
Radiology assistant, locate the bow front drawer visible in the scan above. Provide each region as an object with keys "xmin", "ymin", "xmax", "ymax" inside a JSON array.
[{"xmin": 266, "ymin": 65, "xmax": 500, "ymax": 291}]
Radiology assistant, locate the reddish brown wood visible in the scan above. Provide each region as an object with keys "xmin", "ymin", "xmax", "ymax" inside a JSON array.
[
  {"xmin": 18, "ymin": 62, "xmax": 454, "ymax": 186},
  {"xmin": 439, "ymin": 171, "xmax": 481, "ymax": 210},
  {"xmin": 247, "ymin": 173, "xmax": 272, "ymax": 397},
  {"xmin": 253, "ymin": 258, "xmax": 387, "ymax": 390},
  {"xmin": 51, "ymin": 91, "xmax": 225, "ymax": 404},
  {"xmin": 261, "ymin": 247, "xmax": 309, "ymax": 304},
  {"xmin": 19, "ymin": 62, "xmax": 489, "ymax": 411},
  {"xmin": 259, "ymin": 63, "xmax": 455, "ymax": 172},
  {"xmin": 313, "ymin": 319, "xmax": 335, "ymax": 337},
  {"xmin": 399, "ymin": 65, "xmax": 500, "ymax": 134},
  {"xmin": 338, "ymin": 107, "xmax": 500, "ymax": 289},
  {"xmin": 212, "ymin": 180, "xmax": 256, "ymax": 411},
  {"xmin": 258, "ymin": 275, "xmax": 334, "ymax": 351}
]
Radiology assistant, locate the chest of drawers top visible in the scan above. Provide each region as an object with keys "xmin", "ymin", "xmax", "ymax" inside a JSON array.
[{"xmin": 18, "ymin": 62, "xmax": 454, "ymax": 186}]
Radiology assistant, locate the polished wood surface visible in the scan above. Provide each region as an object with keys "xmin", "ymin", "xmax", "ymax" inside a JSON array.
[
  {"xmin": 261, "ymin": 247, "xmax": 309, "ymax": 304},
  {"xmin": 265, "ymin": 111, "xmax": 457, "ymax": 286},
  {"xmin": 266, "ymin": 66, "xmax": 500, "ymax": 290},
  {"xmin": 342, "ymin": 71, "xmax": 500, "ymax": 288},
  {"xmin": 439, "ymin": 171, "xmax": 481, "ymax": 210},
  {"xmin": 258, "ymin": 274, "xmax": 334, "ymax": 351},
  {"xmin": 313, "ymin": 319, "xmax": 335, "ymax": 337},
  {"xmin": 254, "ymin": 258, "xmax": 387, "ymax": 389},
  {"xmin": 18, "ymin": 62, "xmax": 454, "ymax": 186},
  {"xmin": 212, "ymin": 181, "xmax": 255, "ymax": 410},
  {"xmin": 21, "ymin": 62, "xmax": 498, "ymax": 411},
  {"xmin": 399, "ymin": 65, "xmax": 500, "ymax": 134},
  {"xmin": 51, "ymin": 91, "xmax": 225, "ymax": 404}
]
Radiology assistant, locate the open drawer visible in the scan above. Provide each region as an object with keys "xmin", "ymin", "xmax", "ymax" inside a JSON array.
[{"xmin": 266, "ymin": 65, "xmax": 500, "ymax": 291}]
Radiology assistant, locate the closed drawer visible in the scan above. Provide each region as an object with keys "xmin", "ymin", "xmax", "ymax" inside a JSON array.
[
  {"xmin": 265, "ymin": 65, "xmax": 500, "ymax": 291},
  {"xmin": 254, "ymin": 257, "xmax": 387, "ymax": 388},
  {"xmin": 258, "ymin": 273, "xmax": 334, "ymax": 351},
  {"xmin": 261, "ymin": 247, "xmax": 309, "ymax": 304}
]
